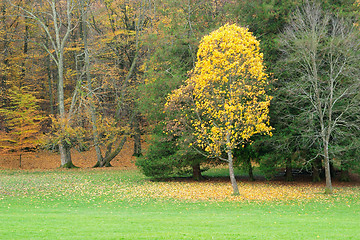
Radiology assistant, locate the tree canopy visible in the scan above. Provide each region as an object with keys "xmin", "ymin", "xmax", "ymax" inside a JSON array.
[{"xmin": 166, "ymin": 24, "xmax": 272, "ymax": 194}]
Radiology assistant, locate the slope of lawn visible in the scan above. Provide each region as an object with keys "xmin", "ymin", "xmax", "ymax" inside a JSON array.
[{"xmin": 0, "ymin": 169, "xmax": 359, "ymax": 239}]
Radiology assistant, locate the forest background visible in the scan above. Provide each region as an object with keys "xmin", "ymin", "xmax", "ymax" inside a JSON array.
[{"xmin": 1, "ymin": 0, "xmax": 360, "ymax": 193}]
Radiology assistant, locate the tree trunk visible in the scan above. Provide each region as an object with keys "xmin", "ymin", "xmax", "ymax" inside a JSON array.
[
  {"xmin": 14, "ymin": 0, "xmax": 76, "ymax": 167},
  {"xmin": 104, "ymin": 142, "xmax": 114, "ymax": 160},
  {"xmin": 132, "ymin": 114, "xmax": 142, "ymax": 157},
  {"xmin": 285, "ymin": 157, "xmax": 293, "ymax": 181},
  {"xmin": 58, "ymin": 51, "xmax": 75, "ymax": 168},
  {"xmin": 46, "ymin": 53, "xmax": 55, "ymax": 115},
  {"xmin": 59, "ymin": 142, "xmax": 75, "ymax": 168},
  {"xmin": 94, "ymin": 136, "xmax": 127, "ymax": 168},
  {"xmin": 0, "ymin": 5, "xmax": 9, "ymax": 100},
  {"xmin": 133, "ymin": 133, "xmax": 142, "ymax": 157},
  {"xmin": 246, "ymin": 157, "xmax": 255, "ymax": 181},
  {"xmin": 20, "ymin": 19, "xmax": 29, "ymax": 88},
  {"xmin": 58, "ymin": 55, "xmax": 70, "ymax": 167},
  {"xmin": 192, "ymin": 163, "xmax": 202, "ymax": 181},
  {"xmin": 324, "ymin": 143, "xmax": 333, "ymax": 194},
  {"xmin": 227, "ymin": 149, "xmax": 239, "ymax": 195},
  {"xmin": 55, "ymin": 0, "xmax": 75, "ymax": 167},
  {"xmin": 81, "ymin": 0, "xmax": 103, "ymax": 165}
]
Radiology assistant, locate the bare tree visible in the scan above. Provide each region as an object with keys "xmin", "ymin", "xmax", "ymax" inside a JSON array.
[
  {"xmin": 280, "ymin": 1, "xmax": 360, "ymax": 193},
  {"xmin": 13, "ymin": 0, "xmax": 79, "ymax": 167},
  {"xmin": 88, "ymin": 0, "xmax": 152, "ymax": 167}
]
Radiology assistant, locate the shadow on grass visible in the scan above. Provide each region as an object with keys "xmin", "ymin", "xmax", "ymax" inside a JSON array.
[{"xmin": 148, "ymin": 169, "xmax": 360, "ymax": 188}]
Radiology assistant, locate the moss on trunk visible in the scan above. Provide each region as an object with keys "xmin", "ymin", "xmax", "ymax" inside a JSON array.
[{"xmin": 60, "ymin": 162, "xmax": 78, "ymax": 169}]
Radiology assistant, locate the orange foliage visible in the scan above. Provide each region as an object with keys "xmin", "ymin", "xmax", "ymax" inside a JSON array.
[{"xmin": 0, "ymin": 87, "xmax": 44, "ymax": 153}]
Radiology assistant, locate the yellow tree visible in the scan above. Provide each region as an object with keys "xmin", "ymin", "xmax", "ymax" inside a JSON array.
[
  {"xmin": 167, "ymin": 24, "xmax": 272, "ymax": 195},
  {"xmin": 0, "ymin": 86, "xmax": 44, "ymax": 166}
]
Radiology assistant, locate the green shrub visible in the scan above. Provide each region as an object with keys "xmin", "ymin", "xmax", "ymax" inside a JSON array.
[{"xmin": 136, "ymin": 135, "xmax": 179, "ymax": 179}]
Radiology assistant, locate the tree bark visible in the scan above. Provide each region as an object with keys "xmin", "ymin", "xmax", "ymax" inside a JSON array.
[
  {"xmin": 58, "ymin": 49, "xmax": 74, "ymax": 167},
  {"xmin": 94, "ymin": 136, "xmax": 127, "ymax": 167},
  {"xmin": 192, "ymin": 163, "xmax": 202, "ymax": 181},
  {"xmin": 54, "ymin": 0, "xmax": 75, "ymax": 168},
  {"xmin": 246, "ymin": 157, "xmax": 255, "ymax": 181},
  {"xmin": 324, "ymin": 143, "xmax": 333, "ymax": 194},
  {"xmin": 59, "ymin": 142, "xmax": 75, "ymax": 168},
  {"xmin": 46, "ymin": 52, "xmax": 55, "ymax": 115},
  {"xmin": 81, "ymin": 0, "xmax": 103, "ymax": 165},
  {"xmin": 227, "ymin": 149, "xmax": 239, "ymax": 195},
  {"xmin": 133, "ymin": 133, "xmax": 142, "ymax": 157},
  {"xmin": 0, "ymin": 4, "xmax": 9, "ymax": 97},
  {"xmin": 20, "ymin": 18, "xmax": 29, "ymax": 88},
  {"xmin": 93, "ymin": 111, "xmax": 136, "ymax": 168},
  {"xmin": 132, "ymin": 114, "xmax": 142, "ymax": 157}
]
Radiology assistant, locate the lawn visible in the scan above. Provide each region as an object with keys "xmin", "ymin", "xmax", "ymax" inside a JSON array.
[{"xmin": 0, "ymin": 169, "xmax": 359, "ymax": 239}]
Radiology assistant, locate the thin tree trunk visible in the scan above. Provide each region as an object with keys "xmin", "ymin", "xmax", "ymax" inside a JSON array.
[
  {"xmin": 0, "ymin": 4, "xmax": 8, "ymax": 96},
  {"xmin": 133, "ymin": 133, "xmax": 142, "ymax": 157},
  {"xmin": 58, "ymin": 54, "xmax": 74, "ymax": 167},
  {"xmin": 228, "ymin": 152, "xmax": 239, "ymax": 195},
  {"xmin": 55, "ymin": 0, "xmax": 75, "ymax": 168},
  {"xmin": 13, "ymin": 0, "xmax": 76, "ymax": 167},
  {"xmin": 81, "ymin": 0, "xmax": 103, "ymax": 165},
  {"xmin": 132, "ymin": 114, "xmax": 142, "ymax": 157},
  {"xmin": 58, "ymin": 54, "xmax": 72, "ymax": 167},
  {"xmin": 246, "ymin": 157, "xmax": 255, "ymax": 181},
  {"xmin": 46, "ymin": 53, "xmax": 55, "ymax": 115},
  {"xmin": 93, "ymin": 0, "xmax": 145, "ymax": 168},
  {"xmin": 102, "ymin": 136, "xmax": 127, "ymax": 167},
  {"xmin": 324, "ymin": 143, "xmax": 333, "ymax": 194},
  {"xmin": 226, "ymin": 131, "xmax": 239, "ymax": 195},
  {"xmin": 20, "ymin": 19, "xmax": 29, "ymax": 88}
]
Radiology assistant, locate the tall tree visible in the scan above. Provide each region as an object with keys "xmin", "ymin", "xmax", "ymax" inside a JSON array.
[
  {"xmin": 14, "ymin": 0, "xmax": 80, "ymax": 167},
  {"xmin": 77, "ymin": 0, "xmax": 104, "ymax": 166},
  {"xmin": 83, "ymin": 0, "xmax": 152, "ymax": 167},
  {"xmin": 137, "ymin": 0, "xmax": 230, "ymax": 179},
  {"xmin": 233, "ymin": 0, "xmax": 299, "ymax": 68},
  {"xmin": 279, "ymin": 1, "xmax": 360, "ymax": 193},
  {"xmin": 166, "ymin": 24, "xmax": 272, "ymax": 195}
]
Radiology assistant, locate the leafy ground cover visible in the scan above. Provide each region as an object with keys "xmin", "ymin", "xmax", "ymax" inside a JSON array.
[
  {"xmin": 0, "ymin": 169, "xmax": 359, "ymax": 239},
  {"xmin": 0, "ymin": 139, "xmax": 139, "ymax": 170}
]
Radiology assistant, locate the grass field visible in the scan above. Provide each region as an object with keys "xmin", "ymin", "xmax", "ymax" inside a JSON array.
[{"xmin": 0, "ymin": 169, "xmax": 359, "ymax": 239}]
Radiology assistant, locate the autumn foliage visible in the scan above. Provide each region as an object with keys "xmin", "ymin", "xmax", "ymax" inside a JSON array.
[
  {"xmin": 1, "ymin": 1, "xmax": 359, "ymax": 198},
  {"xmin": 0, "ymin": 87, "xmax": 44, "ymax": 154},
  {"xmin": 166, "ymin": 24, "xmax": 272, "ymax": 194}
]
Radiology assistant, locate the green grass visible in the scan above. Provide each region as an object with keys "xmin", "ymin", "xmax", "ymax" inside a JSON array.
[{"xmin": 0, "ymin": 169, "xmax": 359, "ymax": 239}]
